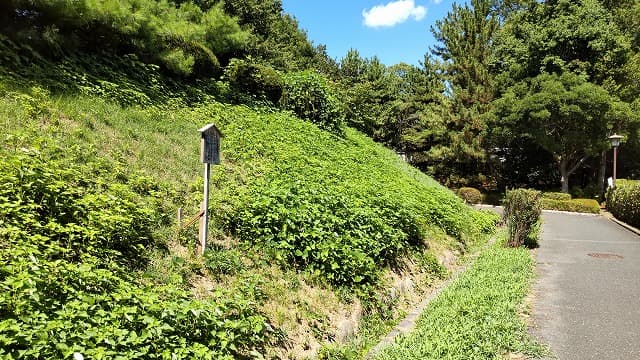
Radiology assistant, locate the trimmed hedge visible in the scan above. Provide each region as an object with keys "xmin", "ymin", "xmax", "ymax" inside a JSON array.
[
  {"xmin": 541, "ymin": 198, "xmax": 600, "ymax": 214},
  {"xmin": 503, "ymin": 189, "xmax": 541, "ymax": 248},
  {"xmin": 542, "ymin": 192, "xmax": 571, "ymax": 201},
  {"xmin": 458, "ymin": 187, "xmax": 482, "ymax": 204},
  {"xmin": 607, "ymin": 180, "xmax": 640, "ymax": 228}
]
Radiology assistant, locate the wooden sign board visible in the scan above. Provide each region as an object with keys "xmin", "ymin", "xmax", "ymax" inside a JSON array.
[{"xmin": 198, "ymin": 123, "xmax": 223, "ymax": 164}]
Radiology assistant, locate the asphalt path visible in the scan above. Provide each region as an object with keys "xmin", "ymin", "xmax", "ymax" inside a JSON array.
[{"xmin": 531, "ymin": 212, "xmax": 640, "ymax": 360}]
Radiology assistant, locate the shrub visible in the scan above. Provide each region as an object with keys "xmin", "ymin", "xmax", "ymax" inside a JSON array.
[
  {"xmin": 607, "ymin": 180, "xmax": 640, "ymax": 228},
  {"xmin": 280, "ymin": 70, "xmax": 344, "ymax": 134},
  {"xmin": 541, "ymin": 198, "xmax": 600, "ymax": 214},
  {"xmin": 457, "ymin": 187, "xmax": 482, "ymax": 204},
  {"xmin": 503, "ymin": 189, "xmax": 542, "ymax": 248},
  {"xmin": 225, "ymin": 58, "xmax": 283, "ymax": 103},
  {"xmin": 542, "ymin": 192, "xmax": 571, "ymax": 201}
]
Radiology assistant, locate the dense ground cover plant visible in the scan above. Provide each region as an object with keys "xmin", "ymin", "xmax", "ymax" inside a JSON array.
[
  {"xmin": 191, "ymin": 103, "xmax": 496, "ymax": 287},
  {"xmin": 373, "ymin": 244, "xmax": 547, "ymax": 360},
  {"xmin": 1, "ymin": 42, "xmax": 499, "ymax": 357},
  {"xmin": 503, "ymin": 189, "xmax": 542, "ymax": 248},
  {"xmin": 607, "ymin": 179, "xmax": 640, "ymax": 228},
  {"xmin": 0, "ymin": 138, "xmax": 273, "ymax": 359}
]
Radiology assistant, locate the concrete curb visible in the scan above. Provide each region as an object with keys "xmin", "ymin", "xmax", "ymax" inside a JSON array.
[
  {"xmin": 474, "ymin": 204, "xmax": 600, "ymax": 217},
  {"xmin": 364, "ymin": 236, "xmax": 498, "ymax": 358},
  {"xmin": 606, "ymin": 214, "xmax": 640, "ymax": 237}
]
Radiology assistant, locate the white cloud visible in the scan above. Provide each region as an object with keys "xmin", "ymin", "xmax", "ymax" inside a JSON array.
[
  {"xmin": 363, "ymin": 0, "xmax": 427, "ymax": 28},
  {"xmin": 432, "ymin": 0, "xmax": 443, "ymax": 4}
]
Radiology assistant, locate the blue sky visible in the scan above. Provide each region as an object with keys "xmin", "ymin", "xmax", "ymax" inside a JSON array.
[{"xmin": 281, "ymin": 0, "xmax": 456, "ymax": 66}]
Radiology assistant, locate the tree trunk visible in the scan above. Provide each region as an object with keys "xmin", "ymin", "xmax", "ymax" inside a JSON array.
[
  {"xmin": 560, "ymin": 158, "xmax": 569, "ymax": 193},
  {"xmin": 598, "ymin": 151, "xmax": 606, "ymax": 200}
]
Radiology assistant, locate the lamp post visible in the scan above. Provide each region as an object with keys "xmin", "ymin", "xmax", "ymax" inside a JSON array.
[{"xmin": 608, "ymin": 134, "xmax": 623, "ymax": 188}]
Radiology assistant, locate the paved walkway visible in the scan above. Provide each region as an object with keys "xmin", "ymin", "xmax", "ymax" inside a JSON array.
[{"xmin": 531, "ymin": 212, "xmax": 640, "ymax": 359}]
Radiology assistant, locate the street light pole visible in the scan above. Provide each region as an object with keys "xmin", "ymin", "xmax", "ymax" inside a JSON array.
[
  {"xmin": 613, "ymin": 146, "xmax": 618, "ymax": 186},
  {"xmin": 608, "ymin": 134, "xmax": 623, "ymax": 188}
]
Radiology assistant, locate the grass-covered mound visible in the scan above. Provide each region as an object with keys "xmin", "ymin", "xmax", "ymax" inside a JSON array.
[{"xmin": 1, "ymin": 43, "xmax": 496, "ymax": 357}]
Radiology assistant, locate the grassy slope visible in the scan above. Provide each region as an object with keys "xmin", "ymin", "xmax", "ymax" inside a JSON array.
[
  {"xmin": 373, "ymin": 243, "xmax": 547, "ymax": 360},
  {"xmin": 0, "ymin": 41, "xmax": 497, "ymax": 358}
]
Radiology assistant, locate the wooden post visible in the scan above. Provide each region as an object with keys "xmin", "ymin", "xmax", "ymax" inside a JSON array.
[
  {"xmin": 199, "ymin": 165, "xmax": 211, "ymax": 255},
  {"xmin": 197, "ymin": 123, "xmax": 222, "ymax": 256},
  {"xmin": 177, "ymin": 207, "xmax": 183, "ymax": 225}
]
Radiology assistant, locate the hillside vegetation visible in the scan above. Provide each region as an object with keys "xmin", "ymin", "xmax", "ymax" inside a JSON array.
[{"xmin": 0, "ymin": 32, "xmax": 497, "ymax": 358}]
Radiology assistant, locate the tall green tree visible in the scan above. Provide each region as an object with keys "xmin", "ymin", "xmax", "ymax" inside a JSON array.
[
  {"xmin": 491, "ymin": 72, "xmax": 620, "ymax": 193},
  {"xmin": 0, "ymin": 0, "xmax": 251, "ymax": 77},
  {"xmin": 490, "ymin": 0, "xmax": 636, "ymax": 192},
  {"xmin": 428, "ymin": 0, "xmax": 499, "ymax": 187}
]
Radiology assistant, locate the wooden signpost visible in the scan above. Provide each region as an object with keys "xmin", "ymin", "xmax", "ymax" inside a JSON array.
[{"xmin": 197, "ymin": 123, "xmax": 222, "ymax": 255}]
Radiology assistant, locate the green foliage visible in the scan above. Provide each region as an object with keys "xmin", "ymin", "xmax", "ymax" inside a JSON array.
[
  {"xmin": 0, "ymin": 147, "xmax": 160, "ymax": 267},
  {"xmin": 2, "ymin": 1, "xmax": 250, "ymax": 77},
  {"xmin": 541, "ymin": 198, "xmax": 600, "ymax": 214},
  {"xmin": 493, "ymin": 0, "xmax": 630, "ymax": 87},
  {"xmin": 490, "ymin": 72, "xmax": 617, "ymax": 192},
  {"xmin": 373, "ymin": 245, "xmax": 547, "ymax": 359},
  {"xmin": 204, "ymin": 246, "xmax": 245, "ymax": 278},
  {"xmin": 470, "ymin": 210, "xmax": 501, "ymax": 235},
  {"xmin": 457, "ymin": 187, "xmax": 483, "ymax": 204},
  {"xmin": 428, "ymin": 0, "xmax": 499, "ymax": 188},
  {"xmin": 414, "ymin": 252, "xmax": 448, "ymax": 280},
  {"xmin": 503, "ymin": 189, "xmax": 542, "ymax": 248},
  {"xmin": 184, "ymin": 103, "xmax": 495, "ymax": 288},
  {"xmin": 489, "ymin": 0, "xmax": 640, "ymax": 192},
  {"xmin": 224, "ymin": 58, "xmax": 283, "ymax": 104},
  {"xmin": 0, "ymin": 142, "xmax": 272, "ymax": 359},
  {"xmin": 0, "ymin": 35, "xmax": 228, "ymax": 108},
  {"xmin": 542, "ymin": 192, "xmax": 572, "ymax": 201},
  {"xmin": 607, "ymin": 179, "xmax": 640, "ymax": 228},
  {"xmin": 280, "ymin": 70, "xmax": 344, "ymax": 134}
]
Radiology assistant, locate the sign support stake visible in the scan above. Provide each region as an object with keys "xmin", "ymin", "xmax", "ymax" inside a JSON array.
[
  {"xmin": 197, "ymin": 123, "xmax": 223, "ymax": 256},
  {"xmin": 199, "ymin": 164, "xmax": 210, "ymax": 255}
]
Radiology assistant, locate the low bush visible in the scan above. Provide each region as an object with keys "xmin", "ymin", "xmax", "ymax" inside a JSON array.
[
  {"xmin": 541, "ymin": 198, "xmax": 600, "ymax": 214},
  {"xmin": 457, "ymin": 187, "xmax": 482, "ymax": 204},
  {"xmin": 224, "ymin": 58, "xmax": 283, "ymax": 104},
  {"xmin": 279, "ymin": 70, "xmax": 344, "ymax": 134},
  {"xmin": 503, "ymin": 189, "xmax": 541, "ymax": 248},
  {"xmin": 607, "ymin": 180, "xmax": 640, "ymax": 228},
  {"xmin": 542, "ymin": 192, "xmax": 571, "ymax": 201}
]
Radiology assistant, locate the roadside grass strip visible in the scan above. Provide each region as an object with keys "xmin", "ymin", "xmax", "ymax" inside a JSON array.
[{"xmin": 373, "ymin": 245, "xmax": 547, "ymax": 360}]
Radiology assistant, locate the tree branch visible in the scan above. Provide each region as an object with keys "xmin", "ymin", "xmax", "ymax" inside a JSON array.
[{"xmin": 568, "ymin": 156, "xmax": 588, "ymax": 175}]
